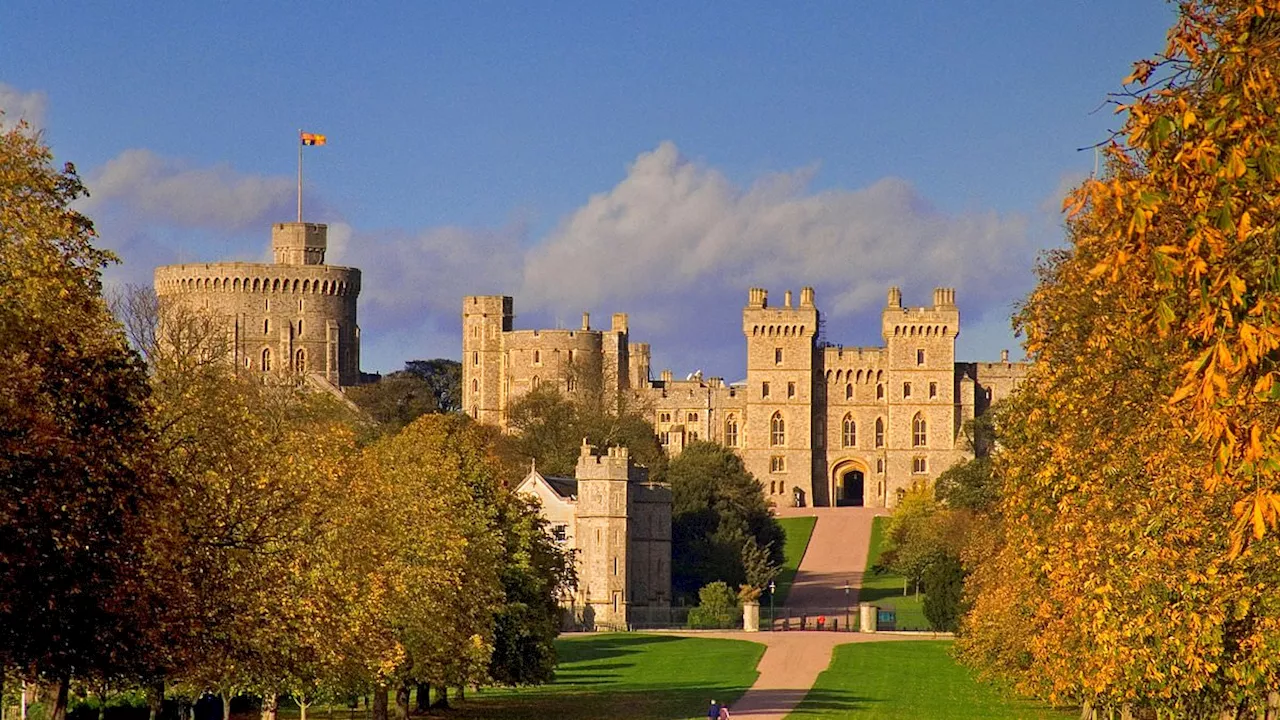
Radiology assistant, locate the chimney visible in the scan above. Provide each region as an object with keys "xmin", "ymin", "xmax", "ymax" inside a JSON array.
[
  {"xmin": 611, "ymin": 312, "xmax": 628, "ymax": 333},
  {"xmin": 582, "ymin": 312, "xmax": 590, "ymax": 331},
  {"xmin": 887, "ymin": 286, "xmax": 902, "ymax": 308},
  {"xmin": 784, "ymin": 290, "xmax": 793, "ymax": 308},
  {"xmin": 800, "ymin": 287, "xmax": 815, "ymax": 307},
  {"xmin": 748, "ymin": 287, "xmax": 768, "ymax": 308},
  {"xmin": 1001, "ymin": 349, "xmax": 1009, "ymax": 363}
]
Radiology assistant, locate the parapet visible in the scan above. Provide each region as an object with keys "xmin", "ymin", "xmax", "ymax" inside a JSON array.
[
  {"xmin": 272, "ymin": 222, "xmax": 327, "ymax": 266},
  {"xmin": 932, "ymin": 288, "xmax": 956, "ymax": 308},
  {"xmin": 576, "ymin": 442, "xmax": 642, "ymax": 482},
  {"xmin": 747, "ymin": 287, "xmax": 768, "ymax": 308}
]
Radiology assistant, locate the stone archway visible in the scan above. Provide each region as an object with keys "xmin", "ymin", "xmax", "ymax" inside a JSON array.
[{"xmin": 830, "ymin": 459, "xmax": 869, "ymax": 507}]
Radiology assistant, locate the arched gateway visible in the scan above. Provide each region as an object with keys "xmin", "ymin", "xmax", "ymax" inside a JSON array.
[{"xmin": 830, "ymin": 459, "xmax": 869, "ymax": 507}]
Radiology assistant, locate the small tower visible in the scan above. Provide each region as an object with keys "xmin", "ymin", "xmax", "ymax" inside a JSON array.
[
  {"xmin": 462, "ymin": 295, "xmax": 513, "ymax": 424},
  {"xmin": 272, "ymin": 222, "xmax": 327, "ymax": 265},
  {"xmin": 575, "ymin": 443, "xmax": 635, "ymax": 630}
]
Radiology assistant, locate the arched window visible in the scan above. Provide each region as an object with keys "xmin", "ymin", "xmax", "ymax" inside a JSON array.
[
  {"xmin": 566, "ymin": 376, "xmax": 576, "ymax": 391},
  {"xmin": 845, "ymin": 383, "xmax": 853, "ymax": 400},
  {"xmin": 875, "ymin": 417, "xmax": 885, "ymax": 448},
  {"xmin": 903, "ymin": 382, "xmax": 912, "ymax": 399},
  {"xmin": 770, "ymin": 412, "xmax": 786, "ymax": 446},
  {"xmin": 724, "ymin": 415, "xmax": 739, "ymax": 447},
  {"xmin": 263, "ymin": 318, "xmax": 270, "ymax": 335},
  {"xmin": 876, "ymin": 383, "xmax": 884, "ymax": 400},
  {"xmin": 912, "ymin": 413, "xmax": 927, "ymax": 447},
  {"xmin": 531, "ymin": 376, "xmax": 540, "ymax": 389},
  {"xmin": 842, "ymin": 414, "xmax": 856, "ymax": 448},
  {"xmin": 472, "ymin": 379, "xmax": 479, "ymax": 393},
  {"xmin": 533, "ymin": 350, "xmax": 541, "ymax": 365},
  {"xmin": 295, "ymin": 349, "xmax": 306, "ymax": 372},
  {"xmin": 297, "ymin": 319, "xmax": 304, "ymax": 336},
  {"xmin": 261, "ymin": 348, "xmax": 272, "ymax": 372}
]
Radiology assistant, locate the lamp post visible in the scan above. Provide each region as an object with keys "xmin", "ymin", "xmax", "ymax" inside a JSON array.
[
  {"xmin": 843, "ymin": 581, "xmax": 851, "ymax": 632},
  {"xmin": 768, "ymin": 580, "xmax": 776, "ymax": 631}
]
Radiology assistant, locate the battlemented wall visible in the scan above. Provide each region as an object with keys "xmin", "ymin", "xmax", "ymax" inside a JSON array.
[
  {"xmin": 154, "ymin": 223, "xmax": 362, "ymax": 386},
  {"xmin": 464, "ymin": 286, "xmax": 1029, "ymax": 509}
]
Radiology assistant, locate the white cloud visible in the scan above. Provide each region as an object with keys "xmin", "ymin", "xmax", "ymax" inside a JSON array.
[
  {"xmin": 0, "ymin": 83, "xmax": 48, "ymax": 131},
  {"xmin": 521, "ymin": 141, "xmax": 1032, "ymax": 325},
  {"xmin": 83, "ymin": 149, "xmax": 295, "ymax": 231}
]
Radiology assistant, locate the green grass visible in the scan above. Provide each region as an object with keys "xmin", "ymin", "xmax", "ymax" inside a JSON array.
[
  {"xmin": 856, "ymin": 517, "xmax": 925, "ymax": 630},
  {"xmin": 773, "ymin": 515, "xmax": 817, "ymax": 606},
  {"xmin": 429, "ymin": 633, "xmax": 764, "ymax": 720},
  {"xmin": 789, "ymin": 641, "xmax": 1071, "ymax": 719}
]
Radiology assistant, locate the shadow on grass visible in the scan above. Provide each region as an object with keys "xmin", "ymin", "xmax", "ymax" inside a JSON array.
[
  {"xmin": 782, "ymin": 688, "xmax": 878, "ymax": 716},
  {"xmin": 425, "ymin": 688, "xmax": 753, "ymax": 720}
]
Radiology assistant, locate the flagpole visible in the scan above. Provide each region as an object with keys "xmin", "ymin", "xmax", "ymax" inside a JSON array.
[{"xmin": 297, "ymin": 129, "xmax": 303, "ymax": 222}]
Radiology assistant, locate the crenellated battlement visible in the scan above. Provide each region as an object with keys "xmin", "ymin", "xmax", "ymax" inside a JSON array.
[{"xmin": 154, "ymin": 263, "xmax": 360, "ymax": 298}]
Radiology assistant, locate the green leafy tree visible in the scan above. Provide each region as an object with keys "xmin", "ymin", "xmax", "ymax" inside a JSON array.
[
  {"xmin": 921, "ymin": 555, "xmax": 965, "ymax": 633},
  {"xmin": 667, "ymin": 441, "xmax": 783, "ymax": 600},
  {"xmin": 687, "ymin": 581, "xmax": 740, "ymax": 630},
  {"xmin": 346, "ymin": 371, "xmax": 441, "ymax": 432},
  {"xmin": 403, "ymin": 359, "xmax": 462, "ymax": 413}
]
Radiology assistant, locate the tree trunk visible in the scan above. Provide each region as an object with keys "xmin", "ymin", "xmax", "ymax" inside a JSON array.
[
  {"xmin": 298, "ymin": 700, "xmax": 309, "ymax": 720},
  {"xmin": 50, "ymin": 677, "xmax": 70, "ymax": 720},
  {"xmin": 415, "ymin": 684, "xmax": 429, "ymax": 713},
  {"xmin": 1267, "ymin": 692, "xmax": 1279, "ymax": 720},
  {"xmin": 432, "ymin": 688, "xmax": 448, "ymax": 711},
  {"xmin": 260, "ymin": 694, "xmax": 278, "ymax": 720},
  {"xmin": 393, "ymin": 685, "xmax": 409, "ymax": 720},
  {"xmin": 97, "ymin": 689, "xmax": 108, "ymax": 720},
  {"xmin": 147, "ymin": 681, "xmax": 164, "ymax": 720},
  {"xmin": 221, "ymin": 692, "xmax": 232, "ymax": 720},
  {"xmin": 371, "ymin": 688, "xmax": 388, "ymax": 720}
]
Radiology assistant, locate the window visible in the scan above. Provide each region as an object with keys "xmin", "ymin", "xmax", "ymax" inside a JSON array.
[
  {"xmin": 875, "ymin": 417, "xmax": 885, "ymax": 448},
  {"xmin": 770, "ymin": 455, "xmax": 786, "ymax": 473},
  {"xmin": 770, "ymin": 481, "xmax": 777, "ymax": 494},
  {"xmin": 533, "ymin": 350, "xmax": 541, "ymax": 365},
  {"xmin": 770, "ymin": 412, "xmax": 786, "ymax": 446},
  {"xmin": 552, "ymin": 525, "xmax": 567, "ymax": 543},
  {"xmin": 299, "ymin": 299, "xmax": 305, "ymax": 312},
  {"xmin": 876, "ymin": 383, "xmax": 884, "ymax": 400},
  {"xmin": 903, "ymin": 382, "xmax": 912, "ymax": 399},
  {"xmin": 472, "ymin": 379, "xmax": 479, "ymax": 393},
  {"xmin": 567, "ymin": 376, "xmax": 576, "ymax": 391},
  {"xmin": 775, "ymin": 348, "xmax": 783, "ymax": 364},
  {"xmin": 876, "ymin": 458, "xmax": 884, "ymax": 473},
  {"xmin": 688, "ymin": 412, "xmax": 698, "ymax": 423},
  {"xmin": 913, "ymin": 456, "xmax": 928, "ymax": 474},
  {"xmin": 471, "ymin": 325, "xmax": 479, "ymax": 338},
  {"xmin": 473, "ymin": 351, "xmax": 479, "ymax": 366},
  {"xmin": 787, "ymin": 381, "xmax": 796, "ymax": 398},
  {"xmin": 690, "ymin": 431, "xmax": 698, "ymax": 441},
  {"xmin": 929, "ymin": 382, "xmax": 937, "ymax": 399},
  {"xmin": 845, "ymin": 383, "xmax": 853, "ymax": 400},
  {"xmin": 531, "ymin": 376, "xmax": 540, "ymax": 389},
  {"xmin": 842, "ymin": 414, "xmax": 856, "ymax": 447},
  {"xmin": 295, "ymin": 349, "xmax": 306, "ymax": 372},
  {"xmin": 724, "ymin": 415, "xmax": 739, "ymax": 447},
  {"xmin": 263, "ymin": 318, "xmax": 270, "ymax": 334},
  {"xmin": 660, "ymin": 412, "xmax": 672, "ymax": 423},
  {"xmin": 917, "ymin": 349, "xmax": 925, "ymax": 365},
  {"xmin": 660, "ymin": 431, "xmax": 670, "ymax": 445},
  {"xmin": 762, "ymin": 382, "xmax": 771, "ymax": 398},
  {"xmin": 568, "ymin": 349, "xmax": 575, "ymax": 363},
  {"xmin": 912, "ymin": 413, "xmax": 927, "ymax": 447},
  {"xmin": 261, "ymin": 348, "xmax": 272, "ymax": 372}
]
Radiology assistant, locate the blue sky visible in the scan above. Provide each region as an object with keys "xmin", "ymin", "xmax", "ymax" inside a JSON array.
[{"xmin": 2, "ymin": 2, "xmax": 1177, "ymax": 377}]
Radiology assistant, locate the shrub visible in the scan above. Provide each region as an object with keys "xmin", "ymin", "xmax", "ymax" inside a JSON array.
[
  {"xmin": 686, "ymin": 581, "xmax": 741, "ymax": 629},
  {"xmin": 922, "ymin": 554, "xmax": 966, "ymax": 632}
]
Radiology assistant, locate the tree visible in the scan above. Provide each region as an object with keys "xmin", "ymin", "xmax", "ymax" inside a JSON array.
[
  {"xmin": 921, "ymin": 555, "xmax": 965, "ymax": 633},
  {"xmin": 0, "ymin": 120, "xmax": 166, "ymax": 713},
  {"xmin": 686, "ymin": 582, "xmax": 740, "ymax": 629},
  {"xmin": 346, "ymin": 371, "xmax": 441, "ymax": 432},
  {"xmin": 667, "ymin": 441, "xmax": 783, "ymax": 600},
  {"xmin": 403, "ymin": 359, "xmax": 462, "ymax": 414}
]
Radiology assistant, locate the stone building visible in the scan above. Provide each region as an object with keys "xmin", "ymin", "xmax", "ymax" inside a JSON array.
[
  {"xmin": 154, "ymin": 222, "xmax": 362, "ymax": 386},
  {"xmin": 515, "ymin": 443, "xmax": 672, "ymax": 630},
  {"xmin": 465, "ymin": 286, "xmax": 1028, "ymax": 509}
]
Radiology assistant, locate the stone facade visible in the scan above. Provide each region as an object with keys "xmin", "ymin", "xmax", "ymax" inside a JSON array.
[
  {"xmin": 154, "ymin": 223, "xmax": 362, "ymax": 386},
  {"xmin": 466, "ymin": 286, "xmax": 1028, "ymax": 509},
  {"xmin": 515, "ymin": 444, "xmax": 672, "ymax": 630}
]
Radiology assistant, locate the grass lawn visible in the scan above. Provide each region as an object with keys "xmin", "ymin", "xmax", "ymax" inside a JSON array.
[
  {"xmin": 427, "ymin": 633, "xmax": 764, "ymax": 720},
  {"xmin": 856, "ymin": 517, "xmax": 925, "ymax": 630},
  {"xmin": 773, "ymin": 515, "xmax": 817, "ymax": 606},
  {"xmin": 789, "ymin": 641, "xmax": 1072, "ymax": 719}
]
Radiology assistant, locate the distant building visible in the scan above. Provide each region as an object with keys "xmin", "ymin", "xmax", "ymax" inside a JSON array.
[
  {"xmin": 470, "ymin": 286, "xmax": 1028, "ymax": 508},
  {"xmin": 154, "ymin": 222, "xmax": 362, "ymax": 386},
  {"xmin": 516, "ymin": 443, "xmax": 671, "ymax": 630}
]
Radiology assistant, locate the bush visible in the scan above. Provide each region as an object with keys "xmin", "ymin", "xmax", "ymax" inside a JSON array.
[
  {"xmin": 686, "ymin": 581, "xmax": 741, "ymax": 629},
  {"xmin": 922, "ymin": 554, "xmax": 966, "ymax": 632}
]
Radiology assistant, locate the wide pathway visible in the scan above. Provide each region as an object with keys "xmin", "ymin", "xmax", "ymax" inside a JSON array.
[
  {"xmin": 661, "ymin": 507, "xmax": 930, "ymax": 720},
  {"xmin": 776, "ymin": 506, "xmax": 886, "ymax": 610}
]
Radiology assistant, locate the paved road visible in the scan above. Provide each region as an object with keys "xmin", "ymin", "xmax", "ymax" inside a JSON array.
[
  {"xmin": 663, "ymin": 506, "xmax": 919, "ymax": 720},
  {"xmin": 776, "ymin": 506, "xmax": 886, "ymax": 609}
]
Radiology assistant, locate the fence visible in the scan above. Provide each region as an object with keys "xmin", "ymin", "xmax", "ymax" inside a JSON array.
[{"xmin": 762, "ymin": 604, "xmax": 931, "ymax": 632}]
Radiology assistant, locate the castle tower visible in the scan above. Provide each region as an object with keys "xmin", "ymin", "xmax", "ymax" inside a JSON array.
[
  {"xmin": 462, "ymin": 295, "xmax": 513, "ymax": 424},
  {"xmin": 153, "ymin": 222, "xmax": 361, "ymax": 386},
  {"xmin": 575, "ymin": 443, "xmax": 635, "ymax": 630},
  {"xmin": 742, "ymin": 287, "xmax": 819, "ymax": 505},
  {"xmin": 879, "ymin": 287, "xmax": 961, "ymax": 494}
]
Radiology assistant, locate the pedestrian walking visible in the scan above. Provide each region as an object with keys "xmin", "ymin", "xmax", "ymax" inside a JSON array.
[
  {"xmin": 718, "ymin": 704, "xmax": 731, "ymax": 719},
  {"xmin": 707, "ymin": 699, "xmax": 721, "ymax": 718}
]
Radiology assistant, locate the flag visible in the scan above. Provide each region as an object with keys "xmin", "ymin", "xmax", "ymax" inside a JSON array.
[{"xmin": 300, "ymin": 132, "xmax": 327, "ymax": 146}]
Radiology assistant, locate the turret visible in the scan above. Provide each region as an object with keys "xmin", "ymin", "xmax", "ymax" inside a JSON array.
[{"xmin": 272, "ymin": 222, "xmax": 327, "ymax": 265}]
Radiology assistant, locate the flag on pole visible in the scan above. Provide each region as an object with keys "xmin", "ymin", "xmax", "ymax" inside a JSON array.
[{"xmin": 300, "ymin": 132, "xmax": 327, "ymax": 146}]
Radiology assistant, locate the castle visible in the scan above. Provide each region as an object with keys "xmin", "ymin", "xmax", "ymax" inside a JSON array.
[
  {"xmin": 153, "ymin": 222, "xmax": 362, "ymax": 386},
  {"xmin": 516, "ymin": 444, "xmax": 671, "ymax": 630},
  {"xmin": 464, "ymin": 286, "xmax": 1028, "ymax": 508}
]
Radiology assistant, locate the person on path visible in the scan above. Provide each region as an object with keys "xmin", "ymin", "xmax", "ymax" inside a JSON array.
[
  {"xmin": 718, "ymin": 704, "xmax": 731, "ymax": 719},
  {"xmin": 707, "ymin": 700, "xmax": 720, "ymax": 719}
]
